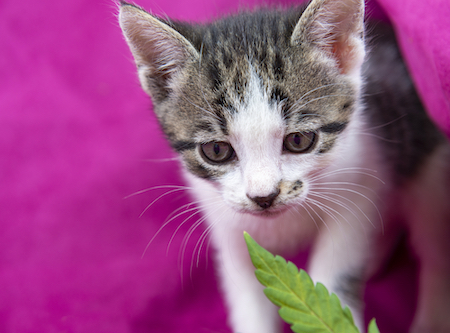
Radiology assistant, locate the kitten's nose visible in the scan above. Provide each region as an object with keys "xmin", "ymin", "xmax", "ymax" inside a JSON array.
[{"xmin": 247, "ymin": 189, "xmax": 280, "ymax": 209}]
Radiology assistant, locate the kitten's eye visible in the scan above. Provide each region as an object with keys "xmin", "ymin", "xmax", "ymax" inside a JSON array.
[
  {"xmin": 200, "ymin": 141, "xmax": 235, "ymax": 164},
  {"xmin": 284, "ymin": 132, "xmax": 316, "ymax": 153}
]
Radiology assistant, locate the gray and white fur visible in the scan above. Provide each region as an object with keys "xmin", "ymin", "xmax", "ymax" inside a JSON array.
[{"xmin": 119, "ymin": 0, "xmax": 450, "ymax": 332}]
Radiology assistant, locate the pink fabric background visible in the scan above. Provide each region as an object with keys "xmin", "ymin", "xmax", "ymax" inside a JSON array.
[{"xmin": 0, "ymin": 0, "xmax": 448, "ymax": 332}]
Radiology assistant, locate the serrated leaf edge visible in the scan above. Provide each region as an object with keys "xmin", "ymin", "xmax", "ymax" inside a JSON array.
[{"xmin": 244, "ymin": 232, "xmax": 359, "ymax": 333}]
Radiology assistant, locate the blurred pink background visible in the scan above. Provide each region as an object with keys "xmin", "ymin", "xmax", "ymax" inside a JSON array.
[{"xmin": 0, "ymin": 0, "xmax": 449, "ymax": 332}]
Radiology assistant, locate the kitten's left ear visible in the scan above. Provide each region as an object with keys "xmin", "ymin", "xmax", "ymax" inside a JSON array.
[
  {"xmin": 291, "ymin": 0, "xmax": 365, "ymax": 76},
  {"xmin": 119, "ymin": 3, "xmax": 199, "ymax": 101}
]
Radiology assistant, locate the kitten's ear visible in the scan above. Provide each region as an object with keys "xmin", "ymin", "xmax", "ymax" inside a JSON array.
[
  {"xmin": 119, "ymin": 3, "xmax": 199, "ymax": 101},
  {"xmin": 291, "ymin": 0, "xmax": 365, "ymax": 76}
]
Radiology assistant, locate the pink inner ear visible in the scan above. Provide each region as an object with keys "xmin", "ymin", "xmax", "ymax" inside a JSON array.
[
  {"xmin": 332, "ymin": 38, "xmax": 361, "ymax": 75},
  {"xmin": 120, "ymin": 6, "xmax": 196, "ymax": 77},
  {"xmin": 294, "ymin": 0, "xmax": 365, "ymax": 76}
]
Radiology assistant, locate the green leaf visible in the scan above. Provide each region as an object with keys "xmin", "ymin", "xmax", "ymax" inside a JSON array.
[
  {"xmin": 368, "ymin": 319, "xmax": 380, "ymax": 333},
  {"xmin": 244, "ymin": 232, "xmax": 360, "ymax": 333}
]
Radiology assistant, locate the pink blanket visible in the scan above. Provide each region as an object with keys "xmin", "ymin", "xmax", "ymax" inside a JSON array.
[{"xmin": 0, "ymin": 0, "xmax": 448, "ymax": 332}]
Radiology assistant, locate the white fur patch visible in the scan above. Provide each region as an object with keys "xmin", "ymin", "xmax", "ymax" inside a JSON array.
[{"xmin": 229, "ymin": 66, "xmax": 285, "ymax": 199}]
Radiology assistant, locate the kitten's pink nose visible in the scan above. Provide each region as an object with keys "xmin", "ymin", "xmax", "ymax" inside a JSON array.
[{"xmin": 247, "ymin": 189, "xmax": 280, "ymax": 209}]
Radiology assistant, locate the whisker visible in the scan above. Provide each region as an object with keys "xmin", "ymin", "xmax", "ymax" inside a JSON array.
[
  {"xmin": 310, "ymin": 181, "xmax": 378, "ymax": 195},
  {"xmin": 191, "ymin": 204, "xmax": 229, "ymax": 278},
  {"xmin": 140, "ymin": 203, "xmax": 198, "ymax": 259},
  {"xmin": 354, "ymin": 131, "xmax": 401, "ymax": 143},
  {"xmin": 364, "ymin": 114, "xmax": 407, "ymax": 131},
  {"xmin": 167, "ymin": 207, "xmax": 206, "ymax": 256},
  {"xmin": 140, "ymin": 196, "xmax": 219, "ymax": 259},
  {"xmin": 179, "ymin": 200, "xmax": 225, "ymax": 281},
  {"xmin": 142, "ymin": 156, "xmax": 181, "ymax": 163},
  {"xmin": 309, "ymin": 167, "xmax": 385, "ymax": 184},
  {"xmin": 167, "ymin": 196, "xmax": 223, "ymax": 255},
  {"xmin": 306, "ymin": 196, "xmax": 349, "ymax": 229},
  {"xmin": 309, "ymin": 190, "xmax": 374, "ymax": 227},
  {"xmin": 284, "ymin": 83, "xmax": 346, "ymax": 118},
  {"xmin": 124, "ymin": 185, "xmax": 191, "ymax": 200},
  {"xmin": 299, "ymin": 83, "xmax": 345, "ymax": 101},
  {"xmin": 302, "ymin": 199, "xmax": 330, "ymax": 233},
  {"xmin": 138, "ymin": 187, "xmax": 190, "ymax": 218},
  {"xmin": 179, "ymin": 216, "xmax": 208, "ymax": 285},
  {"xmin": 309, "ymin": 166, "xmax": 378, "ymax": 179},
  {"xmin": 308, "ymin": 191, "xmax": 365, "ymax": 230},
  {"xmin": 310, "ymin": 185, "xmax": 383, "ymax": 231},
  {"xmin": 290, "ymin": 94, "xmax": 354, "ymax": 114}
]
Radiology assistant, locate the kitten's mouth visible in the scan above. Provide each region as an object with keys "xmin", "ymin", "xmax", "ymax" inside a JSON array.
[{"xmin": 245, "ymin": 205, "xmax": 289, "ymax": 218}]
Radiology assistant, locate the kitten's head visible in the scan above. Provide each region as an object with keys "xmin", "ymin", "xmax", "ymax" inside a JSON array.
[{"xmin": 119, "ymin": 0, "xmax": 366, "ymax": 216}]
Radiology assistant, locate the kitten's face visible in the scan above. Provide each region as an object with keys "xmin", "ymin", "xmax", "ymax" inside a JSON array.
[
  {"xmin": 119, "ymin": 0, "xmax": 365, "ymax": 216},
  {"xmin": 173, "ymin": 60, "xmax": 356, "ymax": 216}
]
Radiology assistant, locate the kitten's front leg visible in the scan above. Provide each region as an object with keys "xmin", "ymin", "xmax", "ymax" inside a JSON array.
[
  {"xmin": 307, "ymin": 210, "xmax": 377, "ymax": 331},
  {"xmin": 211, "ymin": 223, "xmax": 282, "ymax": 333},
  {"xmin": 185, "ymin": 173, "xmax": 281, "ymax": 333}
]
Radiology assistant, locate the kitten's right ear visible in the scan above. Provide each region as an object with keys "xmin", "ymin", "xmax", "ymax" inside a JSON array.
[
  {"xmin": 119, "ymin": 3, "xmax": 199, "ymax": 101},
  {"xmin": 291, "ymin": 0, "xmax": 365, "ymax": 76}
]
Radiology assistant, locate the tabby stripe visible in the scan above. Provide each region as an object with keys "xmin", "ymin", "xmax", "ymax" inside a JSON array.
[
  {"xmin": 188, "ymin": 162, "xmax": 214, "ymax": 180},
  {"xmin": 208, "ymin": 62, "xmax": 222, "ymax": 91},
  {"xmin": 319, "ymin": 122, "xmax": 348, "ymax": 134},
  {"xmin": 317, "ymin": 138, "xmax": 337, "ymax": 154},
  {"xmin": 172, "ymin": 141, "xmax": 196, "ymax": 152}
]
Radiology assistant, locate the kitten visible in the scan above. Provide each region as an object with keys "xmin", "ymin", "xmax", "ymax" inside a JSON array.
[{"xmin": 118, "ymin": 0, "xmax": 450, "ymax": 332}]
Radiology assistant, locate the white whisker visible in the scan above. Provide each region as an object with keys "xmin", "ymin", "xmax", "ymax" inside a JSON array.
[
  {"xmin": 138, "ymin": 188, "xmax": 190, "ymax": 218},
  {"xmin": 299, "ymin": 83, "xmax": 345, "ymax": 101},
  {"xmin": 309, "ymin": 192, "xmax": 364, "ymax": 230},
  {"xmin": 285, "ymin": 83, "xmax": 346, "ymax": 117},
  {"xmin": 364, "ymin": 114, "xmax": 407, "ymax": 131},
  {"xmin": 310, "ymin": 185, "xmax": 383, "ymax": 231},
  {"xmin": 167, "ymin": 206, "xmax": 206, "ymax": 256},
  {"xmin": 306, "ymin": 196, "xmax": 349, "ymax": 229},
  {"xmin": 309, "ymin": 190, "xmax": 374, "ymax": 227},
  {"xmin": 309, "ymin": 167, "xmax": 384, "ymax": 184},
  {"xmin": 140, "ymin": 203, "xmax": 198, "ymax": 259},
  {"xmin": 302, "ymin": 199, "xmax": 330, "ymax": 232},
  {"xmin": 124, "ymin": 184, "xmax": 190, "ymax": 200},
  {"xmin": 191, "ymin": 203, "xmax": 229, "ymax": 278},
  {"xmin": 166, "ymin": 196, "xmax": 223, "ymax": 255},
  {"xmin": 354, "ymin": 131, "xmax": 401, "ymax": 143},
  {"xmin": 139, "ymin": 195, "xmax": 220, "ymax": 259},
  {"xmin": 142, "ymin": 156, "xmax": 181, "ymax": 163},
  {"xmin": 289, "ymin": 94, "xmax": 354, "ymax": 114},
  {"xmin": 310, "ymin": 181, "xmax": 378, "ymax": 195},
  {"xmin": 179, "ymin": 200, "xmax": 226, "ymax": 282}
]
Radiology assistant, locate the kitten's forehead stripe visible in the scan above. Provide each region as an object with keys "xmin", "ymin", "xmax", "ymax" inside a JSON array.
[
  {"xmin": 173, "ymin": 8, "xmax": 307, "ymax": 99},
  {"xmin": 217, "ymin": 115, "xmax": 229, "ymax": 135},
  {"xmin": 208, "ymin": 62, "xmax": 222, "ymax": 92},
  {"xmin": 222, "ymin": 50, "xmax": 233, "ymax": 69},
  {"xmin": 273, "ymin": 51, "xmax": 284, "ymax": 80},
  {"xmin": 196, "ymin": 122, "xmax": 215, "ymax": 133},
  {"xmin": 271, "ymin": 87, "xmax": 288, "ymax": 101}
]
